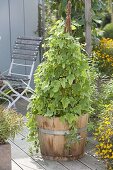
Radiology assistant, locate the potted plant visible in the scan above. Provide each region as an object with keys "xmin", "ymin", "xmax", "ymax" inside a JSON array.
[
  {"xmin": 27, "ymin": 1, "xmax": 92, "ymax": 160},
  {"xmin": 0, "ymin": 106, "xmax": 23, "ymax": 170}
]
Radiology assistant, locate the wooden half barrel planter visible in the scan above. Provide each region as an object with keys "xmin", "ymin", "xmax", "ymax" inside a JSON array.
[{"xmin": 37, "ymin": 114, "xmax": 88, "ymax": 160}]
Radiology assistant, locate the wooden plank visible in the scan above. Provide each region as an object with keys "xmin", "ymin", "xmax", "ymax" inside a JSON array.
[
  {"xmin": 10, "ymin": 134, "xmax": 68, "ymax": 170},
  {"xmin": 85, "ymin": 141, "xmax": 95, "ymax": 153},
  {"xmin": 58, "ymin": 160, "xmax": 92, "ymax": 170},
  {"xmin": 16, "ymin": 102, "xmax": 28, "ymax": 116},
  {"xmin": 12, "ymin": 54, "xmax": 37, "ymax": 61},
  {"xmin": 11, "ymin": 125, "xmax": 106, "ymax": 170},
  {"xmin": 17, "ymin": 36, "xmax": 43, "ymax": 41},
  {"xmin": 9, "ymin": 141, "xmax": 45, "ymax": 170},
  {"xmin": 16, "ymin": 39, "xmax": 41, "ymax": 46},
  {"xmin": 11, "ymin": 134, "xmax": 30, "ymax": 153},
  {"xmin": 79, "ymin": 153, "xmax": 106, "ymax": 170},
  {"xmin": 19, "ymin": 126, "xmax": 29, "ymax": 137},
  {"xmin": 37, "ymin": 115, "xmax": 88, "ymax": 160},
  {"xmin": 14, "ymin": 44, "xmax": 39, "ymax": 51},
  {"xmin": 33, "ymin": 157, "xmax": 69, "ymax": 170},
  {"xmin": 85, "ymin": 141, "xmax": 97, "ymax": 159},
  {"xmin": 12, "ymin": 160, "xmax": 23, "ymax": 170},
  {"xmin": 10, "ymin": 133, "xmax": 34, "ymax": 155},
  {"xmin": 13, "ymin": 49, "xmax": 38, "ymax": 56},
  {"xmin": 11, "ymin": 132, "xmax": 104, "ymax": 170},
  {"xmin": 87, "ymin": 137, "xmax": 98, "ymax": 145}
]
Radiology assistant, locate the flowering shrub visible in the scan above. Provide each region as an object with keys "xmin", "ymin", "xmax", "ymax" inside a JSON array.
[
  {"xmin": 94, "ymin": 105, "xmax": 113, "ymax": 169},
  {"xmin": 101, "ymin": 79, "xmax": 113, "ymax": 105},
  {"xmin": 94, "ymin": 38, "xmax": 113, "ymax": 76}
]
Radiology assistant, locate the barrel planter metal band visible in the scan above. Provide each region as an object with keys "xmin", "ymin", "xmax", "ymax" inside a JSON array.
[
  {"xmin": 37, "ymin": 114, "xmax": 88, "ymax": 160},
  {"xmin": 38, "ymin": 126, "xmax": 87, "ymax": 136}
]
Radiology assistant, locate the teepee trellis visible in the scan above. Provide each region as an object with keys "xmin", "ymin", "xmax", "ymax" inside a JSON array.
[{"xmin": 40, "ymin": 0, "xmax": 92, "ymax": 56}]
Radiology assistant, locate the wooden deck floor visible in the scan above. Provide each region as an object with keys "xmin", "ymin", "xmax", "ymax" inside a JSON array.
[
  {"xmin": 8, "ymin": 99, "xmax": 106, "ymax": 170},
  {"xmin": 9, "ymin": 129, "xmax": 106, "ymax": 170}
]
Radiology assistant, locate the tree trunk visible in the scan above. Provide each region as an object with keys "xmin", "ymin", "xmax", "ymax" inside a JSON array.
[
  {"xmin": 109, "ymin": 0, "xmax": 113, "ymax": 23},
  {"xmin": 85, "ymin": 0, "xmax": 92, "ymax": 57}
]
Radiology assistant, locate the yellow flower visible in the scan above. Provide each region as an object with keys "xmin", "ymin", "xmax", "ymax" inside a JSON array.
[
  {"xmin": 94, "ymin": 105, "xmax": 113, "ymax": 166},
  {"xmin": 100, "ymin": 143, "xmax": 104, "ymax": 147},
  {"xmin": 109, "ymin": 149, "xmax": 112, "ymax": 153}
]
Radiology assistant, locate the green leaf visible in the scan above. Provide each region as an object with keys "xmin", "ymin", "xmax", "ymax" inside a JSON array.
[
  {"xmin": 41, "ymin": 81, "xmax": 49, "ymax": 91},
  {"xmin": 61, "ymin": 97, "xmax": 70, "ymax": 109},
  {"xmin": 45, "ymin": 108, "xmax": 54, "ymax": 117},
  {"xmin": 67, "ymin": 74, "xmax": 75, "ymax": 85},
  {"xmin": 52, "ymin": 80, "xmax": 61, "ymax": 92},
  {"xmin": 59, "ymin": 42, "xmax": 63, "ymax": 49},
  {"xmin": 62, "ymin": 63, "xmax": 65, "ymax": 68},
  {"xmin": 71, "ymin": 25, "xmax": 76, "ymax": 30},
  {"xmin": 93, "ymin": 19, "xmax": 102, "ymax": 24},
  {"xmin": 74, "ymin": 105, "xmax": 82, "ymax": 115},
  {"xmin": 67, "ymin": 113, "xmax": 76, "ymax": 125},
  {"xmin": 60, "ymin": 78, "xmax": 67, "ymax": 88},
  {"xmin": 50, "ymin": 91, "xmax": 54, "ymax": 98}
]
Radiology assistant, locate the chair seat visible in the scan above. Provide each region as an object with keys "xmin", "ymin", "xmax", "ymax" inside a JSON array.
[
  {"xmin": 0, "ymin": 75, "xmax": 29, "ymax": 82},
  {"xmin": 0, "ymin": 36, "xmax": 42, "ymax": 108}
]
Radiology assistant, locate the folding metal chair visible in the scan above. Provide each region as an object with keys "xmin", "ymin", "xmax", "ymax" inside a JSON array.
[{"xmin": 0, "ymin": 36, "xmax": 42, "ymax": 108}]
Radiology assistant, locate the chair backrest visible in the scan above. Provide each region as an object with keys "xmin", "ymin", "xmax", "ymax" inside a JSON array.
[
  {"xmin": 8, "ymin": 36, "xmax": 43, "ymax": 85},
  {"xmin": 13, "ymin": 36, "xmax": 43, "ymax": 61}
]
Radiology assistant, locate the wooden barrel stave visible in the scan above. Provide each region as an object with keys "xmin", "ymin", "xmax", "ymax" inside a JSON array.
[{"xmin": 37, "ymin": 114, "xmax": 88, "ymax": 160}]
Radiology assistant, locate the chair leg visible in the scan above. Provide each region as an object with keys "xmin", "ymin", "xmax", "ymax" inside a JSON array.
[
  {"xmin": 7, "ymin": 88, "xmax": 30, "ymax": 108},
  {"xmin": 1, "ymin": 81, "xmax": 33, "ymax": 108}
]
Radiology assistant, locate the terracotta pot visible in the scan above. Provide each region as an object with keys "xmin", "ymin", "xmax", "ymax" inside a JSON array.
[
  {"xmin": 37, "ymin": 114, "xmax": 88, "ymax": 160},
  {"xmin": 0, "ymin": 142, "xmax": 11, "ymax": 170}
]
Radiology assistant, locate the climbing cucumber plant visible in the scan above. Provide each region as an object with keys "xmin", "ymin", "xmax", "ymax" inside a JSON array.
[{"xmin": 27, "ymin": 20, "xmax": 92, "ymax": 147}]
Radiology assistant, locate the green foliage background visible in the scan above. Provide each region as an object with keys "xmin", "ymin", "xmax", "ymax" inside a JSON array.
[
  {"xmin": 103, "ymin": 23, "xmax": 113, "ymax": 39},
  {"xmin": 45, "ymin": 0, "xmax": 110, "ymax": 43}
]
